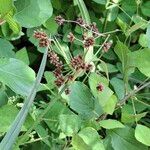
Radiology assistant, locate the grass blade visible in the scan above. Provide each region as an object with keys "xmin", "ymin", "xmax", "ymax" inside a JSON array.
[{"xmin": 0, "ymin": 48, "xmax": 48, "ymax": 150}]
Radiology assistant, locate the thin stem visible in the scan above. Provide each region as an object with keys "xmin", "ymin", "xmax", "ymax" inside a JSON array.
[
  {"xmin": 118, "ymin": 81, "xmax": 150, "ymax": 106},
  {"xmin": 93, "ymin": 34, "xmax": 110, "ymax": 59},
  {"xmin": 131, "ymin": 98, "xmax": 137, "ymax": 124}
]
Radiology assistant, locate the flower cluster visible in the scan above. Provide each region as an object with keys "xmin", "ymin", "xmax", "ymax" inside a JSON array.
[
  {"xmin": 71, "ymin": 55, "xmax": 92, "ymax": 71},
  {"xmin": 103, "ymin": 41, "xmax": 112, "ymax": 52},
  {"xmin": 55, "ymin": 16, "xmax": 100, "ymax": 37},
  {"xmin": 48, "ymin": 51, "xmax": 64, "ymax": 87},
  {"xmin": 71, "ymin": 55, "xmax": 85, "ymax": 70},
  {"xmin": 84, "ymin": 37, "xmax": 95, "ymax": 48},
  {"xmin": 33, "ymin": 30, "xmax": 50, "ymax": 47}
]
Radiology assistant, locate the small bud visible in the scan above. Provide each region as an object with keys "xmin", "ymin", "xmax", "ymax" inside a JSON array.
[
  {"xmin": 55, "ymin": 15, "xmax": 65, "ymax": 25},
  {"xmin": 90, "ymin": 22, "xmax": 99, "ymax": 36},
  {"xmin": 65, "ymin": 88, "xmax": 70, "ymax": 95},
  {"xmin": 67, "ymin": 32, "xmax": 75, "ymax": 43},
  {"xmin": 103, "ymin": 41, "xmax": 113, "ymax": 52},
  {"xmin": 96, "ymin": 83, "xmax": 104, "ymax": 92},
  {"xmin": 76, "ymin": 17, "xmax": 85, "ymax": 26}
]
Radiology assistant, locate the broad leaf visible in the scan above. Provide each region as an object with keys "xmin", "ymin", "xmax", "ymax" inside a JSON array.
[
  {"xmin": 68, "ymin": 81, "xmax": 103, "ymax": 119},
  {"xmin": 110, "ymin": 77, "xmax": 125, "ymax": 99},
  {"xmin": 135, "ymin": 124, "xmax": 150, "ymax": 146},
  {"xmin": 14, "ymin": 0, "xmax": 53, "ymax": 28},
  {"xmin": 114, "ymin": 41, "xmax": 129, "ymax": 72},
  {"xmin": 128, "ymin": 48, "xmax": 150, "ymax": 77},
  {"xmin": 121, "ymin": 104, "xmax": 147, "ymax": 123},
  {"xmin": 16, "ymin": 47, "xmax": 30, "ymax": 65},
  {"xmin": 103, "ymin": 95, "xmax": 117, "ymax": 115},
  {"xmin": 0, "ymin": 105, "xmax": 33, "ymax": 133},
  {"xmin": 0, "ymin": 58, "xmax": 35, "ymax": 96},
  {"xmin": 89, "ymin": 73, "xmax": 113, "ymax": 107},
  {"xmin": 0, "ymin": 38, "xmax": 15, "ymax": 58},
  {"xmin": 72, "ymin": 127, "xmax": 105, "ymax": 150},
  {"xmin": 92, "ymin": 0, "xmax": 106, "ymax": 5},
  {"xmin": 44, "ymin": 101, "xmax": 71, "ymax": 133},
  {"xmin": 0, "ymin": 0, "xmax": 13, "ymax": 16},
  {"xmin": 109, "ymin": 126, "xmax": 148, "ymax": 150},
  {"xmin": 59, "ymin": 114, "xmax": 81, "ymax": 136},
  {"xmin": 141, "ymin": 1, "xmax": 150, "ymax": 17},
  {"xmin": 99, "ymin": 119, "xmax": 125, "ymax": 129}
]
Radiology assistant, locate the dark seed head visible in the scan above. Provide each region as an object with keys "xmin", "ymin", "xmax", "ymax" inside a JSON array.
[
  {"xmin": 54, "ymin": 76, "xmax": 64, "ymax": 87},
  {"xmin": 96, "ymin": 83, "xmax": 104, "ymax": 92},
  {"xmin": 33, "ymin": 30, "xmax": 47, "ymax": 40},
  {"xmin": 84, "ymin": 37, "xmax": 95, "ymax": 48},
  {"xmin": 71, "ymin": 55, "xmax": 86, "ymax": 70},
  {"xmin": 39, "ymin": 38, "xmax": 50, "ymax": 47}
]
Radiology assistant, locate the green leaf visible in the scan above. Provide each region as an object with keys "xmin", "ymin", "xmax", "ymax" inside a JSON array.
[
  {"xmin": 0, "ymin": 58, "xmax": 35, "ymax": 96},
  {"xmin": 44, "ymin": 101, "xmax": 71, "ymax": 133},
  {"xmin": 0, "ymin": 38, "xmax": 15, "ymax": 58},
  {"xmin": 0, "ymin": 105, "xmax": 32, "ymax": 133},
  {"xmin": 107, "ymin": 6, "xmax": 119, "ymax": 21},
  {"xmin": 110, "ymin": 77, "xmax": 125, "ymax": 99},
  {"xmin": 14, "ymin": 0, "xmax": 53, "ymax": 28},
  {"xmin": 141, "ymin": 1, "xmax": 150, "ymax": 17},
  {"xmin": 109, "ymin": 126, "xmax": 148, "ymax": 150},
  {"xmin": 4, "ymin": 12, "xmax": 21, "ymax": 35},
  {"xmin": 138, "ymin": 34, "xmax": 148, "ymax": 48},
  {"xmin": 121, "ymin": 0, "xmax": 136, "ymax": 14},
  {"xmin": 98, "ymin": 63, "xmax": 118, "ymax": 73},
  {"xmin": 59, "ymin": 114, "xmax": 81, "ymax": 136},
  {"xmin": 72, "ymin": 134, "xmax": 90, "ymax": 150},
  {"xmin": 89, "ymin": 73, "xmax": 113, "ymax": 107},
  {"xmin": 114, "ymin": 41, "xmax": 129, "ymax": 70},
  {"xmin": 34, "ymin": 125, "xmax": 51, "ymax": 147},
  {"xmin": 73, "ymin": 127, "xmax": 105, "ymax": 150},
  {"xmin": 16, "ymin": 47, "xmax": 30, "ymax": 65},
  {"xmin": 68, "ymin": 81, "xmax": 103, "ymax": 119},
  {"xmin": 126, "ymin": 21, "xmax": 148, "ymax": 36},
  {"xmin": 146, "ymin": 24, "xmax": 150, "ymax": 48},
  {"xmin": 44, "ymin": 15, "xmax": 59, "ymax": 35},
  {"xmin": 128, "ymin": 48, "xmax": 150, "ymax": 77},
  {"xmin": 99, "ymin": 119, "xmax": 125, "ymax": 129},
  {"xmin": 44, "ymin": 71, "xmax": 56, "ymax": 90},
  {"xmin": 0, "ymin": 48, "xmax": 48, "ymax": 150},
  {"xmin": 0, "ymin": 0, "xmax": 13, "ymax": 16},
  {"xmin": 0, "ymin": 105, "xmax": 20, "ymax": 133},
  {"xmin": 102, "ymin": 95, "xmax": 117, "ymax": 115},
  {"xmin": 92, "ymin": 0, "xmax": 106, "ymax": 5},
  {"xmin": 121, "ymin": 104, "xmax": 147, "ymax": 123},
  {"xmin": 53, "ymin": 38, "xmax": 71, "ymax": 64},
  {"xmin": 0, "ymin": 89, "xmax": 7, "ymax": 107},
  {"xmin": 135, "ymin": 124, "xmax": 150, "ymax": 146}
]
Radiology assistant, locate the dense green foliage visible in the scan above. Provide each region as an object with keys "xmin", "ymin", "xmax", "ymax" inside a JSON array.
[{"xmin": 0, "ymin": 0, "xmax": 150, "ymax": 150}]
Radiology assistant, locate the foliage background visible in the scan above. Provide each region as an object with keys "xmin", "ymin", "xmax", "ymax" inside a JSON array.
[{"xmin": 0, "ymin": 0, "xmax": 150, "ymax": 150}]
